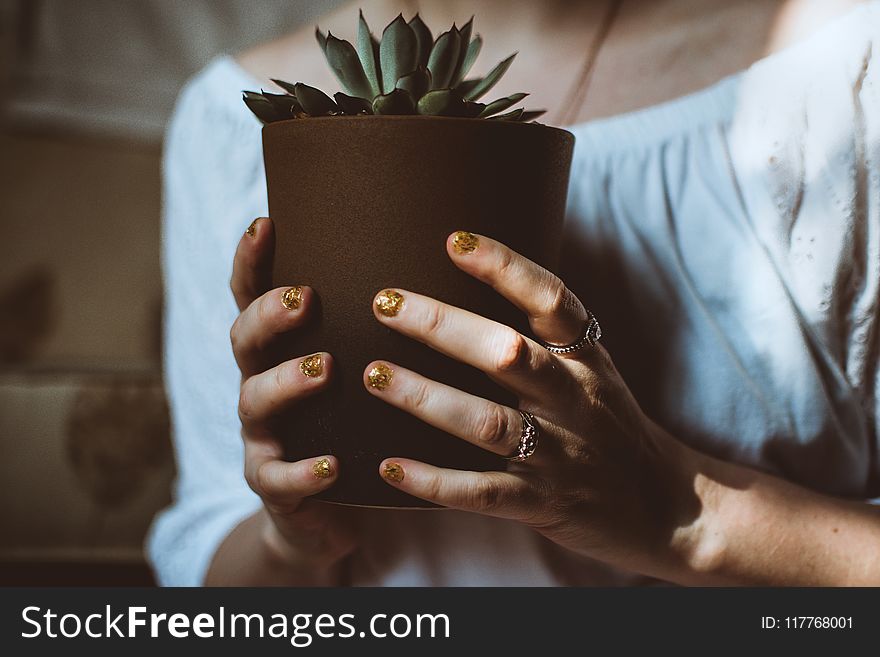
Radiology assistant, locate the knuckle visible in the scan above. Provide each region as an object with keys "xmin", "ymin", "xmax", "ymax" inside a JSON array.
[
  {"xmin": 474, "ymin": 405, "xmax": 511, "ymax": 447},
  {"xmin": 243, "ymin": 465, "xmax": 259, "ymax": 494},
  {"xmin": 256, "ymin": 293, "xmax": 274, "ymax": 326},
  {"xmin": 468, "ymin": 479, "xmax": 502, "ymax": 513},
  {"xmin": 273, "ymin": 361, "xmax": 296, "ymax": 397},
  {"xmin": 254, "ymin": 462, "xmax": 279, "ymax": 499},
  {"xmin": 404, "ymin": 379, "xmax": 431, "ymax": 412},
  {"xmin": 526, "ymin": 478, "xmax": 554, "ymax": 520},
  {"xmin": 424, "ymin": 474, "xmax": 443, "ymax": 502},
  {"xmin": 229, "ymin": 317, "xmax": 242, "ymax": 351},
  {"xmin": 542, "ymin": 276, "xmax": 570, "ymax": 318},
  {"xmin": 495, "ymin": 248, "xmax": 514, "ymax": 280},
  {"xmin": 238, "ymin": 382, "xmax": 257, "ymax": 421},
  {"xmin": 495, "ymin": 330, "xmax": 529, "ymax": 373},
  {"xmin": 420, "ymin": 302, "xmax": 445, "ymax": 338}
]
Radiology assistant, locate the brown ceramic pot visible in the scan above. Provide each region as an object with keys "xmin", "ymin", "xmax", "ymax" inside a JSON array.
[{"xmin": 263, "ymin": 115, "xmax": 574, "ymax": 507}]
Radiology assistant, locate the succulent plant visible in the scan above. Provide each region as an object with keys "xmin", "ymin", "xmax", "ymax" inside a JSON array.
[{"xmin": 243, "ymin": 11, "xmax": 545, "ymax": 124}]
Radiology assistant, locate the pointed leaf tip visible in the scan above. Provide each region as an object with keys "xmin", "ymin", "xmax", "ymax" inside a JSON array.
[
  {"xmin": 427, "ymin": 27, "xmax": 461, "ymax": 90},
  {"xmin": 334, "ymin": 92, "xmax": 373, "ymax": 115},
  {"xmin": 324, "ymin": 32, "xmax": 374, "ymax": 99},
  {"xmin": 270, "ymin": 78, "xmax": 297, "ymax": 95},
  {"xmin": 450, "ymin": 16, "xmax": 474, "ymax": 86},
  {"xmin": 408, "ymin": 12, "xmax": 433, "ymax": 69},
  {"xmin": 380, "ymin": 13, "xmax": 417, "ymax": 94},
  {"xmin": 463, "ymin": 52, "xmax": 516, "ymax": 101},
  {"xmin": 293, "ymin": 82, "xmax": 338, "ymax": 116},
  {"xmin": 478, "ymin": 92, "xmax": 529, "ymax": 117},
  {"xmin": 357, "ymin": 8, "xmax": 382, "ymax": 96}
]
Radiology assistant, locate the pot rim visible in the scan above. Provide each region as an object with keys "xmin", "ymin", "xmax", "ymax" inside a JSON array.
[{"xmin": 262, "ymin": 113, "xmax": 573, "ymax": 139}]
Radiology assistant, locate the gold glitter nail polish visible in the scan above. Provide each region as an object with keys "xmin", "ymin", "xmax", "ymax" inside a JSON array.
[
  {"xmin": 383, "ymin": 462, "xmax": 405, "ymax": 483},
  {"xmin": 281, "ymin": 286, "xmax": 303, "ymax": 310},
  {"xmin": 452, "ymin": 231, "xmax": 479, "ymax": 254},
  {"xmin": 375, "ymin": 289, "xmax": 404, "ymax": 317},
  {"xmin": 367, "ymin": 363, "xmax": 394, "ymax": 390},
  {"xmin": 313, "ymin": 458, "xmax": 332, "ymax": 479},
  {"xmin": 300, "ymin": 353, "xmax": 323, "ymax": 377},
  {"xmin": 246, "ymin": 219, "xmax": 258, "ymax": 237}
]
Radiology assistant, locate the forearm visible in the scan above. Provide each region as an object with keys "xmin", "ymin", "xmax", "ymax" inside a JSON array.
[
  {"xmin": 204, "ymin": 510, "xmax": 343, "ymax": 587},
  {"xmin": 674, "ymin": 446, "xmax": 880, "ymax": 586}
]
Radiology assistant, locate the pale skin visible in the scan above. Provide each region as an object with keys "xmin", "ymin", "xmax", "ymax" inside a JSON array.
[{"xmin": 204, "ymin": 0, "xmax": 880, "ymax": 586}]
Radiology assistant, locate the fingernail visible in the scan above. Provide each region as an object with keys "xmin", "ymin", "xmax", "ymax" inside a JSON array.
[
  {"xmin": 367, "ymin": 363, "xmax": 394, "ymax": 390},
  {"xmin": 300, "ymin": 353, "xmax": 323, "ymax": 377},
  {"xmin": 246, "ymin": 219, "xmax": 258, "ymax": 237},
  {"xmin": 281, "ymin": 286, "xmax": 303, "ymax": 310},
  {"xmin": 452, "ymin": 231, "xmax": 479, "ymax": 254},
  {"xmin": 375, "ymin": 289, "xmax": 404, "ymax": 317},
  {"xmin": 313, "ymin": 457, "xmax": 332, "ymax": 479},
  {"xmin": 383, "ymin": 462, "xmax": 405, "ymax": 483}
]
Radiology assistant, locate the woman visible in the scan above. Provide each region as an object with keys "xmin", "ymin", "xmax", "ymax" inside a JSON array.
[{"xmin": 148, "ymin": 0, "xmax": 880, "ymax": 586}]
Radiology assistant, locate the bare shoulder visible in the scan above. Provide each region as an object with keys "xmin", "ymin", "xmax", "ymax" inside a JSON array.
[{"xmin": 235, "ymin": 0, "xmax": 410, "ymax": 92}]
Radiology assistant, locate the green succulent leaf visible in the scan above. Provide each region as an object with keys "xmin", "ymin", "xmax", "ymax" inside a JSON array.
[
  {"xmin": 315, "ymin": 27, "xmax": 328, "ymax": 52},
  {"xmin": 417, "ymin": 89, "xmax": 466, "ymax": 117},
  {"xmin": 395, "ymin": 66, "xmax": 431, "ymax": 101},
  {"xmin": 324, "ymin": 32, "xmax": 374, "ymax": 99},
  {"xmin": 334, "ymin": 92, "xmax": 373, "ymax": 115},
  {"xmin": 462, "ymin": 101, "xmax": 486, "ymax": 118},
  {"xmin": 449, "ymin": 17, "xmax": 473, "ymax": 87},
  {"xmin": 357, "ymin": 9, "xmax": 382, "ymax": 97},
  {"xmin": 408, "ymin": 14, "xmax": 433, "ymax": 69},
  {"xmin": 261, "ymin": 90, "xmax": 304, "ymax": 117},
  {"xmin": 456, "ymin": 78, "xmax": 481, "ymax": 98},
  {"xmin": 478, "ymin": 92, "xmax": 528, "ymax": 118},
  {"xmin": 487, "ymin": 108, "xmax": 524, "ymax": 121},
  {"xmin": 518, "ymin": 109, "xmax": 547, "ymax": 122},
  {"xmin": 372, "ymin": 88, "xmax": 416, "ymax": 115},
  {"xmin": 270, "ymin": 78, "xmax": 298, "ymax": 96},
  {"xmin": 380, "ymin": 14, "xmax": 417, "ymax": 97},
  {"xmin": 463, "ymin": 53, "xmax": 516, "ymax": 101},
  {"xmin": 252, "ymin": 14, "xmax": 532, "ymax": 121},
  {"xmin": 294, "ymin": 83, "xmax": 338, "ymax": 115},
  {"xmin": 456, "ymin": 34, "xmax": 482, "ymax": 85},
  {"xmin": 242, "ymin": 92, "xmax": 279, "ymax": 124},
  {"xmin": 427, "ymin": 27, "xmax": 461, "ymax": 90}
]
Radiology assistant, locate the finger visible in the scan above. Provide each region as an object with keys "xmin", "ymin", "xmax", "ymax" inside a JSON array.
[
  {"xmin": 238, "ymin": 352, "xmax": 333, "ymax": 432},
  {"xmin": 447, "ymin": 231, "xmax": 587, "ymax": 347},
  {"xmin": 245, "ymin": 447, "xmax": 340, "ymax": 515},
  {"xmin": 231, "ymin": 285, "xmax": 314, "ymax": 377},
  {"xmin": 231, "ymin": 217, "xmax": 275, "ymax": 312},
  {"xmin": 371, "ymin": 288, "xmax": 567, "ymax": 400},
  {"xmin": 364, "ymin": 360, "xmax": 561, "ymax": 463},
  {"xmin": 378, "ymin": 458, "xmax": 545, "ymax": 523}
]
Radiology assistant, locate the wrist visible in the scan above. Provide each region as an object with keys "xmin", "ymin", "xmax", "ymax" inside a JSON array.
[{"xmin": 661, "ymin": 440, "xmax": 730, "ymax": 584}]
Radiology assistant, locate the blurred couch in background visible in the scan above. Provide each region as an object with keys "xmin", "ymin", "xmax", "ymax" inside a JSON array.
[{"xmin": 0, "ymin": 0, "xmax": 344, "ymax": 585}]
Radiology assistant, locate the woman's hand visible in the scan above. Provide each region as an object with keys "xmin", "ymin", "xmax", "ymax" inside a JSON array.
[
  {"xmin": 220, "ymin": 217, "xmax": 357, "ymax": 584},
  {"xmin": 364, "ymin": 231, "xmax": 705, "ymax": 581}
]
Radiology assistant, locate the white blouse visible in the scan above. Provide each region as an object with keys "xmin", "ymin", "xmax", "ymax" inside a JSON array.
[{"xmin": 148, "ymin": 2, "xmax": 880, "ymax": 586}]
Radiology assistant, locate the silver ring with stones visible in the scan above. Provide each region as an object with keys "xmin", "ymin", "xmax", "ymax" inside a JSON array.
[
  {"xmin": 540, "ymin": 310, "xmax": 602, "ymax": 355},
  {"xmin": 507, "ymin": 411, "xmax": 539, "ymax": 463}
]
